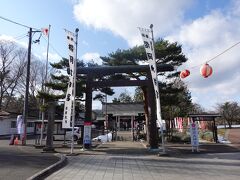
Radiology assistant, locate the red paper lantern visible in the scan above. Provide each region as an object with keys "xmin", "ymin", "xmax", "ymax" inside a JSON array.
[
  {"xmin": 200, "ymin": 63, "xmax": 213, "ymax": 78},
  {"xmin": 180, "ymin": 69, "xmax": 190, "ymax": 78}
]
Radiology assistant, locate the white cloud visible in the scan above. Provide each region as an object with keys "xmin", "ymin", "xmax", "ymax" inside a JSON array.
[
  {"xmin": 167, "ymin": 0, "xmax": 240, "ymax": 109},
  {"xmin": 42, "ymin": 52, "xmax": 61, "ymax": 63},
  {"xmin": 0, "ymin": 34, "xmax": 16, "ymax": 42},
  {"xmin": 73, "ymin": 0, "xmax": 240, "ymax": 110},
  {"xmin": 74, "ymin": 0, "xmax": 192, "ymax": 46},
  {"xmin": 0, "ymin": 34, "xmax": 28, "ymax": 48},
  {"xmin": 82, "ymin": 40, "xmax": 89, "ymax": 46},
  {"xmin": 81, "ymin": 52, "xmax": 102, "ymax": 64},
  {"xmin": 0, "ymin": 35, "xmax": 62, "ymax": 66}
]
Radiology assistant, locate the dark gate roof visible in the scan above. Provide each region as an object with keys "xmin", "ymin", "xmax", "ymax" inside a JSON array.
[
  {"xmin": 188, "ymin": 114, "xmax": 221, "ymax": 121},
  {"xmin": 102, "ymin": 102, "xmax": 145, "ymax": 116}
]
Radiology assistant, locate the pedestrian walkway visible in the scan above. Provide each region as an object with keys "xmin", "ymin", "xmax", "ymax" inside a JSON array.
[
  {"xmin": 0, "ymin": 139, "xmax": 59, "ymax": 180},
  {"xmin": 46, "ymin": 140, "xmax": 240, "ymax": 180}
]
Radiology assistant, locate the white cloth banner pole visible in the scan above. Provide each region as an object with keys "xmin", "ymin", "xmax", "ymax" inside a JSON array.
[
  {"xmin": 139, "ymin": 26, "xmax": 165, "ymax": 153},
  {"xmin": 62, "ymin": 30, "xmax": 76, "ymax": 129},
  {"xmin": 16, "ymin": 115, "xmax": 23, "ymax": 134},
  {"xmin": 138, "ymin": 28, "xmax": 162, "ymax": 127}
]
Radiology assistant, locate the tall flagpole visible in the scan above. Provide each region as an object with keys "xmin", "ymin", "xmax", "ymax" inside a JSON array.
[
  {"xmin": 70, "ymin": 28, "xmax": 79, "ymax": 154},
  {"xmin": 40, "ymin": 25, "xmax": 51, "ymax": 145},
  {"xmin": 150, "ymin": 24, "xmax": 165, "ymax": 153}
]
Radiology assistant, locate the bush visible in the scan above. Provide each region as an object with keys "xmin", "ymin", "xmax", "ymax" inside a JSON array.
[
  {"xmin": 168, "ymin": 132, "xmax": 191, "ymax": 143},
  {"xmin": 199, "ymin": 130, "xmax": 214, "ymax": 141},
  {"xmin": 137, "ymin": 133, "xmax": 146, "ymax": 140},
  {"xmin": 202, "ymin": 131, "xmax": 213, "ymax": 142},
  {"xmin": 199, "ymin": 131, "xmax": 204, "ymax": 139},
  {"xmin": 181, "ymin": 134, "xmax": 191, "ymax": 143},
  {"xmin": 170, "ymin": 135, "xmax": 181, "ymax": 142}
]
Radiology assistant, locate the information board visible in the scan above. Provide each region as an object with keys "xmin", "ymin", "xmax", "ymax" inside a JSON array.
[{"xmin": 83, "ymin": 122, "xmax": 92, "ymax": 145}]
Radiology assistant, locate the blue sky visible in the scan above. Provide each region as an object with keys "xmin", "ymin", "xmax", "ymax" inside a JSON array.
[
  {"xmin": 0, "ymin": 0, "xmax": 128, "ymax": 58},
  {"xmin": 1, "ymin": 0, "xmax": 240, "ymax": 111}
]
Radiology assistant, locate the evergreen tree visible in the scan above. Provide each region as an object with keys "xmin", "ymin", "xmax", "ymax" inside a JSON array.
[
  {"xmin": 112, "ymin": 92, "xmax": 133, "ymax": 103},
  {"xmin": 101, "ymin": 39, "xmax": 192, "ymax": 116},
  {"xmin": 37, "ymin": 57, "xmax": 115, "ymax": 147},
  {"xmin": 101, "ymin": 39, "xmax": 192, "ymax": 141}
]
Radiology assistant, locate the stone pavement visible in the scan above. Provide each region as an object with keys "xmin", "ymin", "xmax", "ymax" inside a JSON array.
[
  {"xmin": 46, "ymin": 141, "xmax": 240, "ymax": 180},
  {"xmin": 0, "ymin": 139, "xmax": 59, "ymax": 180}
]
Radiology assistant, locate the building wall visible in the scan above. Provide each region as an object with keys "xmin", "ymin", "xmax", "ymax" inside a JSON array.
[
  {"xmin": 0, "ymin": 118, "xmax": 14, "ymax": 135},
  {"xmin": 0, "ymin": 117, "xmax": 34, "ymax": 136}
]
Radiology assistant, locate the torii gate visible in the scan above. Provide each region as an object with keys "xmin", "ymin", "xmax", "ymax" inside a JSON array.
[{"xmin": 77, "ymin": 64, "xmax": 174, "ymax": 149}]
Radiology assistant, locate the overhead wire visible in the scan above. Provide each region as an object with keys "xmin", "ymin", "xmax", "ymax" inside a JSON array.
[
  {"xmin": 0, "ymin": 16, "xmax": 63, "ymax": 61},
  {"xmin": 41, "ymin": 34, "xmax": 64, "ymax": 59},
  {"xmin": 14, "ymin": 33, "xmax": 28, "ymax": 41},
  {"xmin": 207, "ymin": 41, "xmax": 240, "ymax": 63},
  {"xmin": 188, "ymin": 41, "xmax": 240, "ymax": 70},
  {"xmin": 0, "ymin": 33, "xmax": 27, "ymax": 42},
  {"xmin": 0, "ymin": 15, "xmax": 39, "ymax": 30}
]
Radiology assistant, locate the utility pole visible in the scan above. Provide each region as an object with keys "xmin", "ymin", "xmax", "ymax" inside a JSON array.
[
  {"xmin": 22, "ymin": 28, "xmax": 41, "ymax": 145},
  {"xmin": 22, "ymin": 28, "xmax": 32, "ymax": 145}
]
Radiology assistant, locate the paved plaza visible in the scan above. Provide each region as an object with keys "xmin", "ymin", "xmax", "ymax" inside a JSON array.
[
  {"xmin": 0, "ymin": 129, "xmax": 240, "ymax": 180},
  {"xmin": 46, "ymin": 141, "xmax": 240, "ymax": 180},
  {"xmin": 0, "ymin": 139, "xmax": 58, "ymax": 180}
]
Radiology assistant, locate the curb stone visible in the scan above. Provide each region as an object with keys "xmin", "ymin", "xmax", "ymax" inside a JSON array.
[{"xmin": 27, "ymin": 153, "xmax": 67, "ymax": 180}]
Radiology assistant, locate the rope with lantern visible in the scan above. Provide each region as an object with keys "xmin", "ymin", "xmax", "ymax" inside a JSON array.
[{"xmin": 180, "ymin": 41, "xmax": 240, "ymax": 79}]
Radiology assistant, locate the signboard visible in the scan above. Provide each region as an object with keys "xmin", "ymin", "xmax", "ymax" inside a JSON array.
[
  {"xmin": 75, "ymin": 118, "xmax": 84, "ymax": 126},
  {"xmin": 83, "ymin": 122, "xmax": 92, "ymax": 145},
  {"xmin": 190, "ymin": 122, "xmax": 199, "ymax": 152}
]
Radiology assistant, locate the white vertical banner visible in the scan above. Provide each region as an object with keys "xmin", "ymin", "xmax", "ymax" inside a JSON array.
[
  {"xmin": 62, "ymin": 30, "xmax": 76, "ymax": 129},
  {"xmin": 16, "ymin": 115, "xmax": 23, "ymax": 134},
  {"xmin": 138, "ymin": 27, "xmax": 162, "ymax": 128}
]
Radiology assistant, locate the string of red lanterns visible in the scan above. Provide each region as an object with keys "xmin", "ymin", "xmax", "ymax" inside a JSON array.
[
  {"xmin": 200, "ymin": 63, "xmax": 213, "ymax": 78},
  {"xmin": 180, "ymin": 63, "xmax": 213, "ymax": 79},
  {"xmin": 179, "ymin": 41, "xmax": 240, "ymax": 79},
  {"xmin": 180, "ymin": 69, "xmax": 190, "ymax": 78}
]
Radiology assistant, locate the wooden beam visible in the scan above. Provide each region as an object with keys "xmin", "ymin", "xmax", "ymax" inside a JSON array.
[
  {"xmin": 77, "ymin": 64, "xmax": 174, "ymax": 76},
  {"xmin": 92, "ymin": 79, "xmax": 149, "ymax": 87}
]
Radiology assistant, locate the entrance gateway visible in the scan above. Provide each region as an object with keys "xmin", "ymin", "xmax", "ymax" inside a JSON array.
[
  {"xmin": 77, "ymin": 64, "xmax": 173, "ymax": 148},
  {"xmin": 102, "ymin": 102, "xmax": 145, "ymax": 141}
]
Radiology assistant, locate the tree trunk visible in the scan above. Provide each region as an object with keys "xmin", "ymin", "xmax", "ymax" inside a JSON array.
[
  {"xmin": 147, "ymin": 83, "xmax": 158, "ymax": 149},
  {"xmin": 0, "ymin": 96, "xmax": 2, "ymax": 110},
  {"xmin": 0, "ymin": 91, "xmax": 4, "ymax": 110},
  {"xmin": 227, "ymin": 120, "xmax": 232, "ymax": 129},
  {"xmin": 43, "ymin": 102, "xmax": 55, "ymax": 152},
  {"xmin": 141, "ymin": 86, "xmax": 149, "ymax": 143}
]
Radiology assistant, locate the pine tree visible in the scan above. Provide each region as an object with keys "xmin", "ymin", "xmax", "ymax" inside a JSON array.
[
  {"xmin": 37, "ymin": 57, "xmax": 115, "ymax": 146},
  {"xmin": 101, "ymin": 39, "xmax": 192, "ymax": 142}
]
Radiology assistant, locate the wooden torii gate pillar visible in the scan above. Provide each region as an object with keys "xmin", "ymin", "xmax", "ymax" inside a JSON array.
[{"xmin": 77, "ymin": 64, "xmax": 174, "ymax": 149}]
